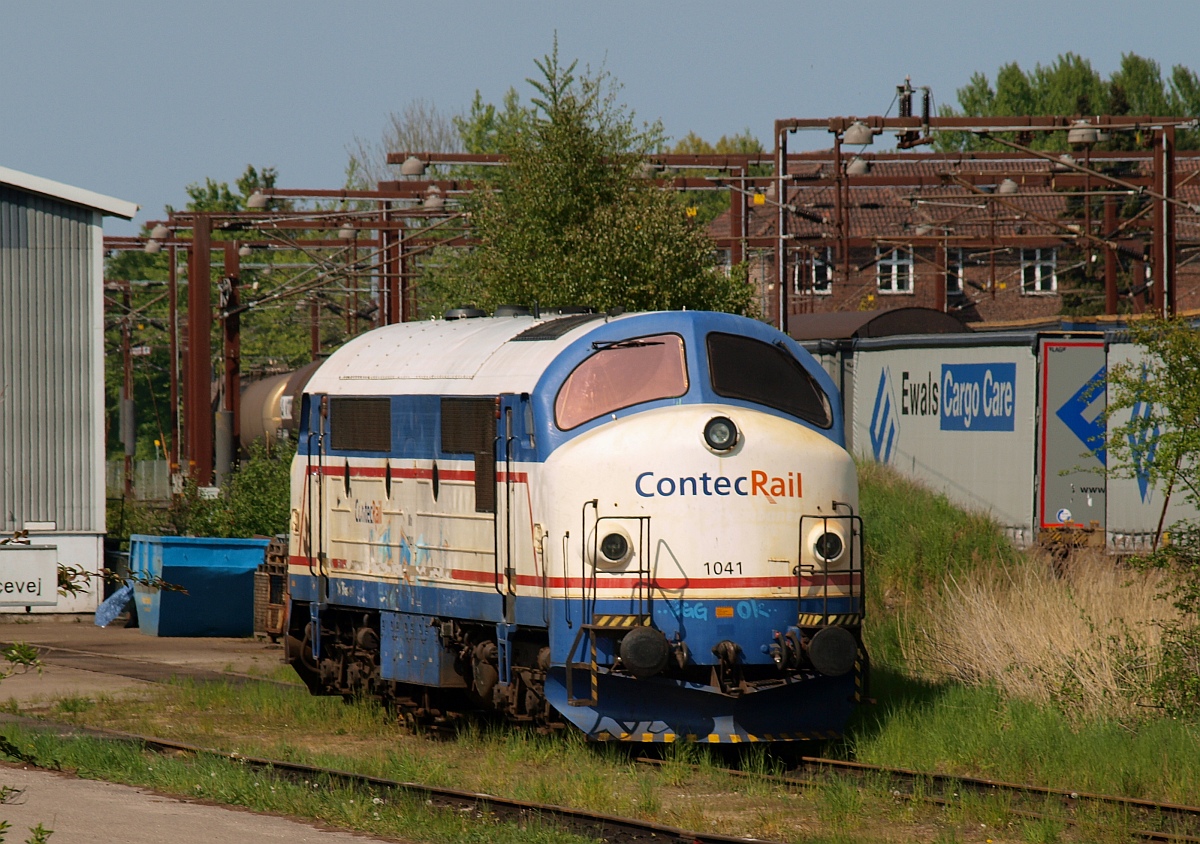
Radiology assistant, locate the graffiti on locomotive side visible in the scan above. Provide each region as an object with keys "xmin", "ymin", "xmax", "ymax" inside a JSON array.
[
  {"xmin": 679, "ymin": 598, "xmax": 774, "ymax": 621},
  {"xmin": 354, "ymin": 500, "xmax": 384, "ymax": 524}
]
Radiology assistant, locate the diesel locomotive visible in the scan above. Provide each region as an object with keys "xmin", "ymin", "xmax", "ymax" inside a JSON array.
[{"xmin": 284, "ymin": 309, "xmax": 865, "ymax": 742}]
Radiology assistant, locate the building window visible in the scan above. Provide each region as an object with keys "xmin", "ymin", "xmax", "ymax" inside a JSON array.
[
  {"xmin": 946, "ymin": 247, "xmax": 965, "ymax": 298},
  {"xmin": 715, "ymin": 248, "xmax": 732, "ymax": 274},
  {"xmin": 876, "ymin": 247, "xmax": 914, "ymax": 294},
  {"xmin": 1021, "ymin": 248, "xmax": 1057, "ymax": 294},
  {"xmin": 796, "ymin": 247, "xmax": 833, "ymax": 295}
]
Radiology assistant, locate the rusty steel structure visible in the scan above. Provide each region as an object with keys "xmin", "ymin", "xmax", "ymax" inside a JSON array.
[
  {"xmin": 104, "ymin": 114, "xmax": 1200, "ymax": 488},
  {"xmin": 105, "ymin": 182, "xmax": 470, "ymax": 488},
  {"xmin": 768, "ymin": 114, "xmax": 1200, "ymax": 331}
]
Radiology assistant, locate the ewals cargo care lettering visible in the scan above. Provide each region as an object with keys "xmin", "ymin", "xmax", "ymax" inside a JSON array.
[{"xmin": 940, "ymin": 363, "xmax": 1016, "ymax": 431}]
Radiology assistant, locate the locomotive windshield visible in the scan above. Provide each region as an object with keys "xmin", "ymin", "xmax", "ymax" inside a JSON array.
[
  {"xmin": 706, "ymin": 332, "xmax": 832, "ymax": 428},
  {"xmin": 555, "ymin": 333, "xmax": 688, "ymax": 430}
]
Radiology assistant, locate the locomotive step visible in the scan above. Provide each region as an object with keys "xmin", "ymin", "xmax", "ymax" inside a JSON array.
[{"xmin": 584, "ymin": 614, "xmax": 650, "ymax": 629}]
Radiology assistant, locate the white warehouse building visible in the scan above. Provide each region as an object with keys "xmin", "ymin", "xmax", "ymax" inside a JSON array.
[{"xmin": 1, "ymin": 166, "xmax": 137, "ymax": 613}]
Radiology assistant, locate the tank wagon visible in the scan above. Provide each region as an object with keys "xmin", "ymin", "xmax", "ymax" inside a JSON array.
[{"xmin": 285, "ymin": 309, "xmax": 866, "ymax": 742}]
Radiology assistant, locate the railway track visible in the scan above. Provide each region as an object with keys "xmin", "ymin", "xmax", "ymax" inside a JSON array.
[
  {"xmin": 637, "ymin": 755, "xmax": 1200, "ymax": 844},
  {"xmin": 1, "ymin": 720, "xmax": 777, "ymax": 844},
  {"xmin": 12, "ymin": 639, "xmax": 1200, "ymax": 842},
  {"xmin": 795, "ymin": 755, "xmax": 1200, "ymax": 832}
]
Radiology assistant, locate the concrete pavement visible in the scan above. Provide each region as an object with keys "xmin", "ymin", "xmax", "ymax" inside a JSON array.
[
  {"xmin": 0, "ymin": 762, "xmax": 400, "ymax": 843},
  {"xmin": 0, "ymin": 614, "xmax": 286, "ymax": 705},
  {"xmin": 0, "ymin": 617, "xmax": 409, "ymax": 842}
]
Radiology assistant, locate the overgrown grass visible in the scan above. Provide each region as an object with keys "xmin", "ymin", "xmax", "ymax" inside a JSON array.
[
  {"xmin": 858, "ymin": 462, "xmax": 1194, "ymax": 719},
  {"xmin": 857, "ymin": 460, "xmax": 1023, "ymax": 666},
  {"xmin": 0, "ymin": 726, "xmax": 592, "ymax": 844},
  {"xmin": 846, "ymin": 681, "xmax": 1200, "ymax": 804},
  {"xmin": 902, "ymin": 551, "xmax": 1176, "ymax": 719},
  {"xmin": 846, "ymin": 462, "xmax": 1200, "ymax": 811}
]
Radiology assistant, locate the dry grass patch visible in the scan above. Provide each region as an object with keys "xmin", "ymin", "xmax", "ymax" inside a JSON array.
[{"xmin": 901, "ymin": 549, "xmax": 1179, "ymax": 718}]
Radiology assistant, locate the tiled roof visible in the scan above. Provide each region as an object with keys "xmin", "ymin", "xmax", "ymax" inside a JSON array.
[{"xmin": 712, "ymin": 155, "xmax": 1200, "ymax": 243}]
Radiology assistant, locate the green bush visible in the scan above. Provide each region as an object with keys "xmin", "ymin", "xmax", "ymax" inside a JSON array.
[{"xmin": 107, "ymin": 439, "xmax": 295, "ymax": 543}]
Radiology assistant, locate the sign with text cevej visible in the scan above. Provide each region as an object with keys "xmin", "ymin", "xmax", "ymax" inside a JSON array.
[{"xmin": 0, "ymin": 545, "xmax": 59, "ymax": 606}]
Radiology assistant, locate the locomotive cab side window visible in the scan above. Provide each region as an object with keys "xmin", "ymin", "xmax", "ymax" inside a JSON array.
[
  {"xmin": 329, "ymin": 397, "xmax": 393, "ymax": 451},
  {"xmin": 441, "ymin": 397, "xmax": 497, "ymax": 513},
  {"xmin": 706, "ymin": 332, "xmax": 832, "ymax": 428},
  {"xmin": 555, "ymin": 334, "xmax": 688, "ymax": 430}
]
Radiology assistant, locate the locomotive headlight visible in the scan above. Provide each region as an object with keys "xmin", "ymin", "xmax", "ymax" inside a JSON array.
[
  {"xmin": 807, "ymin": 524, "xmax": 848, "ymax": 568},
  {"xmin": 814, "ymin": 532, "xmax": 843, "ymax": 562},
  {"xmin": 601, "ymin": 532, "xmax": 629, "ymax": 564},
  {"xmin": 588, "ymin": 524, "xmax": 635, "ymax": 569},
  {"xmin": 703, "ymin": 416, "xmax": 738, "ymax": 451}
]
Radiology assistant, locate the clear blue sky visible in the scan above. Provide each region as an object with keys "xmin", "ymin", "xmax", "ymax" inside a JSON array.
[{"xmin": 4, "ymin": 1, "xmax": 1199, "ymax": 237}]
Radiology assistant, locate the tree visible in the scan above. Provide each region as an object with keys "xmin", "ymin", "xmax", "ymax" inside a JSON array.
[
  {"xmin": 169, "ymin": 164, "xmax": 279, "ymax": 214},
  {"xmin": 1105, "ymin": 316, "xmax": 1200, "ymax": 714},
  {"xmin": 667, "ymin": 129, "xmax": 767, "ymax": 227},
  {"xmin": 170, "ymin": 440, "xmax": 296, "ymax": 538},
  {"xmin": 421, "ymin": 43, "xmax": 754, "ymax": 317},
  {"xmin": 103, "ymin": 164, "xmax": 349, "ymax": 466},
  {"xmin": 937, "ymin": 52, "xmax": 1200, "ymax": 152},
  {"xmin": 346, "ymin": 100, "xmax": 463, "ymax": 188},
  {"xmin": 455, "ymin": 89, "xmax": 533, "ymax": 156}
]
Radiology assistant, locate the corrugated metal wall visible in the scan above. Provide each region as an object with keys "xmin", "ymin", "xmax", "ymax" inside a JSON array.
[{"xmin": 0, "ymin": 186, "xmax": 100, "ymax": 533}]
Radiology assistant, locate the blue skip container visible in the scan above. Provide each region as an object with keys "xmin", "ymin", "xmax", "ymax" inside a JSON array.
[{"xmin": 129, "ymin": 535, "xmax": 270, "ymax": 637}]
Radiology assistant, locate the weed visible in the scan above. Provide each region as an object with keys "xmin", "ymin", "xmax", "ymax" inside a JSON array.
[
  {"xmin": 658, "ymin": 741, "xmax": 704, "ymax": 787},
  {"xmin": 1020, "ymin": 815, "xmax": 1064, "ymax": 843},
  {"xmin": 24, "ymin": 823, "xmax": 53, "ymax": 844},
  {"xmin": 634, "ymin": 774, "xmax": 661, "ymax": 817},
  {"xmin": 740, "ymin": 744, "xmax": 783, "ymax": 779},
  {"xmin": 815, "ymin": 775, "xmax": 863, "ymax": 829},
  {"xmin": 54, "ymin": 696, "xmax": 93, "ymax": 715}
]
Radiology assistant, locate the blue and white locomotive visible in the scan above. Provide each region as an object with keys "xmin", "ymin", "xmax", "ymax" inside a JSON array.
[{"xmin": 285, "ymin": 309, "xmax": 865, "ymax": 742}]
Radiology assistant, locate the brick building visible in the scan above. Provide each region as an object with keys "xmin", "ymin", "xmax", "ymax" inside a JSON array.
[{"xmin": 710, "ymin": 150, "xmax": 1200, "ymax": 326}]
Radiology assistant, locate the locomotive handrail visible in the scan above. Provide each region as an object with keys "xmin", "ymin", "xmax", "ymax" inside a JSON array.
[
  {"xmin": 491, "ymin": 427, "xmax": 504, "ymax": 600},
  {"xmin": 305, "ymin": 405, "xmax": 315, "ymax": 577},
  {"xmin": 562, "ymin": 530, "xmax": 572, "ymax": 628},
  {"xmin": 579, "ymin": 501, "xmax": 654, "ymax": 625},
  {"xmin": 539, "ymin": 528, "xmax": 550, "ymax": 626},
  {"xmin": 504, "ymin": 407, "xmax": 516, "ymax": 601},
  {"xmin": 580, "ymin": 499, "xmax": 598, "ymax": 623},
  {"xmin": 592, "ymin": 514, "xmax": 653, "ymax": 620},
  {"xmin": 316, "ymin": 396, "xmax": 328, "ymax": 606},
  {"xmin": 796, "ymin": 510, "xmax": 864, "ymax": 624}
]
